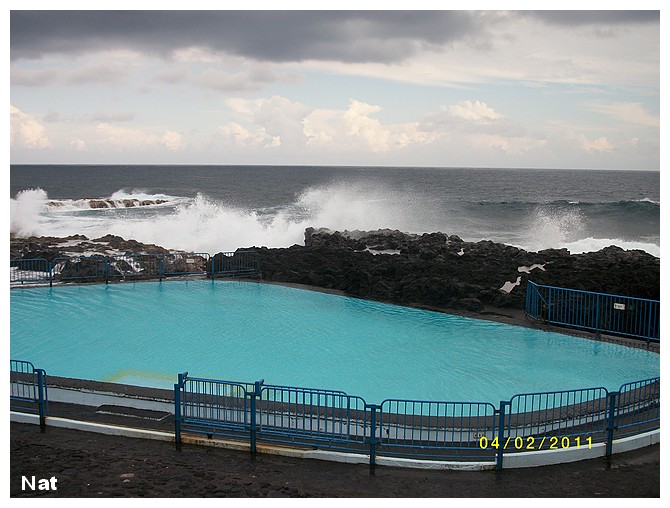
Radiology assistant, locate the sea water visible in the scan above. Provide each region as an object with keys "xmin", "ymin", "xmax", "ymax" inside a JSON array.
[
  {"xmin": 10, "ymin": 280, "xmax": 660, "ymax": 404},
  {"xmin": 9, "ymin": 165, "xmax": 660, "ymax": 256}
]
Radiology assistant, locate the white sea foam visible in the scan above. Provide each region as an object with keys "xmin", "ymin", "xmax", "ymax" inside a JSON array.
[
  {"xmin": 9, "ymin": 185, "xmax": 660, "ymax": 257},
  {"xmin": 520, "ymin": 205, "xmax": 586, "ymax": 253},
  {"xmin": 10, "ymin": 188, "xmax": 47, "ymax": 237},
  {"xmin": 561, "ymin": 238, "xmax": 660, "ymax": 257}
]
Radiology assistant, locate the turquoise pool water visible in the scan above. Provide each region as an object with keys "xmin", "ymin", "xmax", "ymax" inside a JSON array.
[{"xmin": 10, "ymin": 280, "xmax": 660, "ymax": 404}]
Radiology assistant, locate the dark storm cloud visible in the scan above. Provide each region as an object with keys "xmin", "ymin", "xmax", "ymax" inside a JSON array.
[
  {"xmin": 10, "ymin": 10, "xmax": 481, "ymax": 63},
  {"xmin": 523, "ymin": 10, "xmax": 659, "ymax": 26}
]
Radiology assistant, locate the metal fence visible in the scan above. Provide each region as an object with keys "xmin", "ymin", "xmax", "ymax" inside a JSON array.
[
  {"xmin": 211, "ymin": 250, "xmax": 260, "ymax": 278},
  {"xmin": 10, "ymin": 360, "xmax": 48, "ymax": 431},
  {"xmin": 174, "ymin": 372, "xmax": 660, "ymax": 470},
  {"xmin": 613, "ymin": 377, "xmax": 660, "ymax": 440},
  {"xmin": 10, "ymin": 258, "xmax": 52, "ymax": 285},
  {"xmin": 9, "ymin": 361, "xmax": 658, "ymax": 469},
  {"xmin": 10, "ymin": 251, "xmax": 259, "ymax": 286},
  {"xmin": 525, "ymin": 281, "xmax": 659, "ymax": 342},
  {"xmin": 257, "ymin": 384, "xmax": 369, "ymax": 453},
  {"xmin": 161, "ymin": 253, "xmax": 211, "ymax": 277},
  {"xmin": 378, "ymin": 399, "xmax": 497, "ymax": 461}
]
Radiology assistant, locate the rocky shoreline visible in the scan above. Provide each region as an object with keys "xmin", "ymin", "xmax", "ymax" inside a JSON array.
[{"xmin": 10, "ymin": 228, "xmax": 660, "ymax": 315}]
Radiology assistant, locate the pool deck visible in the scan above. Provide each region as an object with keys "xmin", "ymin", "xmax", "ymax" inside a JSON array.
[{"xmin": 10, "ymin": 408, "xmax": 661, "ymax": 497}]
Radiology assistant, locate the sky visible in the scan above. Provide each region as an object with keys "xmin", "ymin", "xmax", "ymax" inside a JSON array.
[{"xmin": 8, "ymin": 3, "xmax": 662, "ymax": 169}]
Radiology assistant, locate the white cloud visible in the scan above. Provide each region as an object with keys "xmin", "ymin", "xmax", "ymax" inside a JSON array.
[
  {"xmin": 95, "ymin": 123, "xmax": 158, "ymax": 148},
  {"xmin": 10, "ymin": 105, "xmax": 51, "ymax": 148},
  {"xmin": 343, "ymin": 100, "xmax": 390, "ymax": 152},
  {"xmin": 465, "ymin": 132, "xmax": 547, "ymax": 155},
  {"xmin": 160, "ymin": 131, "xmax": 183, "ymax": 151},
  {"xmin": 218, "ymin": 122, "xmax": 279, "ymax": 149},
  {"xmin": 253, "ymin": 95, "xmax": 312, "ymax": 147},
  {"xmin": 303, "ymin": 99, "xmax": 446, "ymax": 154},
  {"xmin": 586, "ymin": 102, "xmax": 659, "ymax": 127},
  {"xmin": 70, "ymin": 139, "xmax": 87, "ymax": 151},
  {"xmin": 91, "ymin": 124, "xmax": 189, "ymax": 153},
  {"xmin": 222, "ymin": 96, "xmax": 440, "ymax": 155},
  {"xmin": 449, "ymin": 100, "xmax": 503, "ymax": 123},
  {"xmin": 579, "ymin": 134, "xmax": 614, "ymax": 153}
]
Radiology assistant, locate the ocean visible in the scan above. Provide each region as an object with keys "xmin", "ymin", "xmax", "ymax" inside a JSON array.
[{"xmin": 10, "ymin": 165, "xmax": 660, "ymax": 257}]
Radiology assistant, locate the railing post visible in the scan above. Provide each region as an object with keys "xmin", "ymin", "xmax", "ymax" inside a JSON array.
[
  {"xmin": 36, "ymin": 369, "xmax": 47, "ymax": 433},
  {"xmin": 596, "ymin": 295, "xmax": 601, "ymax": 337},
  {"xmin": 159, "ymin": 257, "xmax": 164, "ymax": 282},
  {"xmin": 249, "ymin": 379, "xmax": 264, "ymax": 454},
  {"xmin": 495, "ymin": 401, "xmax": 508, "ymax": 470},
  {"xmin": 174, "ymin": 372, "xmax": 187, "ymax": 450},
  {"xmin": 605, "ymin": 391, "xmax": 618, "ymax": 458},
  {"xmin": 48, "ymin": 260, "xmax": 53, "ymax": 287},
  {"xmin": 646, "ymin": 301, "xmax": 653, "ymax": 344},
  {"xmin": 366, "ymin": 403, "xmax": 379, "ymax": 474}
]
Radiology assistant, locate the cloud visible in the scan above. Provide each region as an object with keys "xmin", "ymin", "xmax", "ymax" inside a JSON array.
[
  {"xmin": 70, "ymin": 139, "xmax": 87, "ymax": 151},
  {"xmin": 579, "ymin": 134, "xmax": 614, "ymax": 153},
  {"xmin": 463, "ymin": 132, "xmax": 548, "ymax": 155},
  {"xmin": 253, "ymin": 96, "xmax": 312, "ymax": 146},
  {"xmin": 90, "ymin": 111, "xmax": 136, "ymax": 123},
  {"xmin": 586, "ymin": 101, "xmax": 659, "ymax": 127},
  {"xmin": 10, "ymin": 68, "xmax": 60, "ymax": 87},
  {"xmin": 218, "ymin": 122, "xmax": 280, "ymax": 149},
  {"xmin": 449, "ymin": 100, "xmax": 503, "ymax": 123},
  {"xmin": 10, "ymin": 11, "xmax": 484, "ymax": 64},
  {"xmin": 10, "ymin": 105, "xmax": 51, "ymax": 148},
  {"xmin": 160, "ymin": 131, "xmax": 183, "ymax": 151},
  {"xmin": 64, "ymin": 63, "xmax": 129, "ymax": 85},
  {"xmin": 523, "ymin": 10, "xmax": 659, "ymax": 27},
  {"xmin": 194, "ymin": 64, "xmax": 279, "ymax": 92},
  {"xmin": 342, "ymin": 100, "xmax": 390, "ymax": 152},
  {"xmin": 304, "ymin": 99, "xmax": 442, "ymax": 153},
  {"xmin": 94, "ymin": 123, "xmax": 186, "ymax": 152},
  {"xmin": 423, "ymin": 100, "xmax": 505, "ymax": 131},
  {"xmin": 220, "ymin": 96, "xmax": 440, "ymax": 154},
  {"xmin": 11, "ymin": 61, "xmax": 129, "ymax": 87},
  {"xmin": 219, "ymin": 95, "xmax": 544, "ymax": 157}
]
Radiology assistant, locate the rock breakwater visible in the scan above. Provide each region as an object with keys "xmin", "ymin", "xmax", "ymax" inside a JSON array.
[{"xmin": 10, "ymin": 229, "xmax": 659, "ymax": 315}]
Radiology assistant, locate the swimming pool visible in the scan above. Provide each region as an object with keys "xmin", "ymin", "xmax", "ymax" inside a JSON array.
[{"xmin": 10, "ymin": 280, "xmax": 660, "ymax": 404}]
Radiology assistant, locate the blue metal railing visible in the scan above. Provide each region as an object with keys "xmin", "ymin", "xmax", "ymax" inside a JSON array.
[
  {"xmin": 378, "ymin": 399, "xmax": 497, "ymax": 461},
  {"xmin": 161, "ymin": 253, "xmax": 211, "ymax": 278},
  {"xmin": 9, "ymin": 360, "xmax": 658, "ymax": 468},
  {"xmin": 107, "ymin": 254, "xmax": 161, "ymax": 280},
  {"xmin": 10, "ymin": 360, "xmax": 48, "ymax": 431},
  {"xmin": 174, "ymin": 373, "xmax": 252, "ymax": 449},
  {"xmin": 525, "ymin": 281, "xmax": 659, "ymax": 342},
  {"xmin": 10, "ymin": 251, "xmax": 259, "ymax": 286},
  {"xmin": 173, "ymin": 372, "xmax": 660, "ymax": 470},
  {"xmin": 52, "ymin": 256, "xmax": 108, "ymax": 283},
  {"xmin": 10, "ymin": 258, "xmax": 52, "ymax": 285},
  {"xmin": 257, "ymin": 384, "xmax": 369, "ymax": 452},
  {"xmin": 612, "ymin": 377, "xmax": 660, "ymax": 439},
  {"xmin": 211, "ymin": 250, "xmax": 260, "ymax": 278}
]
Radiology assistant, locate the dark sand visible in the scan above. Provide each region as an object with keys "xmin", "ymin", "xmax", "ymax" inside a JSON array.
[{"xmin": 10, "ymin": 422, "xmax": 660, "ymax": 498}]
